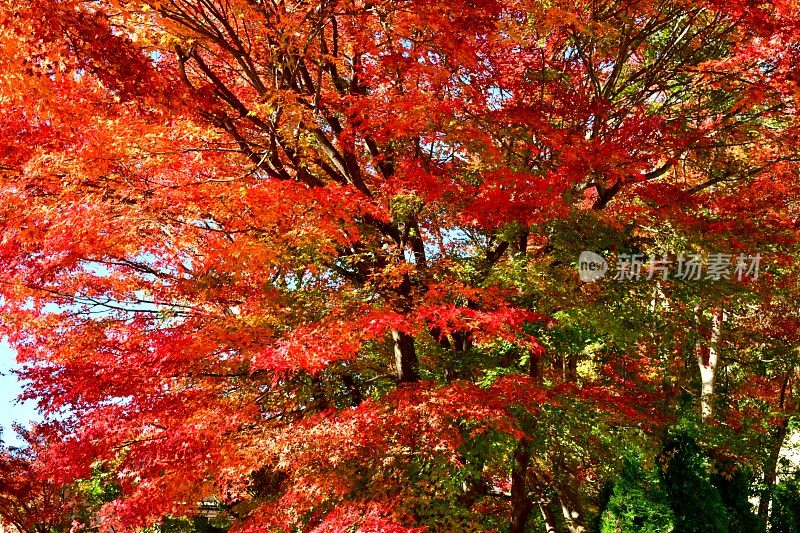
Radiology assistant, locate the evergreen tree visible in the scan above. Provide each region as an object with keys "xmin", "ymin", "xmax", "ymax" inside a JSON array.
[{"xmin": 599, "ymin": 453, "xmax": 674, "ymax": 533}]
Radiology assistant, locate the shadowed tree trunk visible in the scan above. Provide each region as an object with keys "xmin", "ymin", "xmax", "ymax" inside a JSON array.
[
  {"xmin": 758, "ymin": 416, "xmax": 789, "ymax": 523},
  {"xmin": 392, "ymin": 329, "xmax": 419, "ymax": 383},
  {"xmin": 758, "ymin": 371, "xmax": 792, "ymax": 523},
  {"xmin": 509, "ymin": 439, "xmax": 533, "ymax": 533},
  {"xmin": 509, "ymin": 342, "xmax": 544, "ymax": 532}
]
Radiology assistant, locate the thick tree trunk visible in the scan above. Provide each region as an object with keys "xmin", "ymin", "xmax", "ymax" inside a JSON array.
[
  {"xmin": 758, "ymin": 417, "xmax": 789, "ymax": 523},
  {"xmin": 508, "ymin": 345, "xmax": 544, "ymax": 532},
  {"xmin": 697, "ymin": 306, "xmax": 724, "ymax": 421},
  {"xmin": 392, "ymin": 329, "xmax": 419, "ymax": 382},
  {"xmin": 509, "ymin": 439, "xmax": 533, "ymax": 533}
]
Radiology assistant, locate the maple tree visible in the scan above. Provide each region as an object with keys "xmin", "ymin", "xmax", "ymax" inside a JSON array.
[
  {"xmin": 0, "ymin": 427, "xmax": 84, "ymax": 533},
  {"xmin": 1, "ymin": 0, "xmax": 800, "ymax": 531}
]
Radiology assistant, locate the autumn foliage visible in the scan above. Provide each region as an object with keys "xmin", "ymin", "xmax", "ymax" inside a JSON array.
[{"xmin": 1, "ymin": 0, "xmax": 800, "ymax": 530}]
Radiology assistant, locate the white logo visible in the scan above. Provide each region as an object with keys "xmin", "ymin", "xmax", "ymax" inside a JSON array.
[{"xmin": 578, "ymin": 251, "xmax": 608, "ymax": 283}]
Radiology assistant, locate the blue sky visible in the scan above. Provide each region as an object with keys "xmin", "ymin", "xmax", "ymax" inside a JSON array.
[{"xmin": 0, "ymin": 339, "xmax": 39, "ymax": 447}]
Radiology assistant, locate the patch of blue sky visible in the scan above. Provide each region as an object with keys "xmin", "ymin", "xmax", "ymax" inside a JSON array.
[
  {"xmin": 487, "ymin": 85, "xmax": 513, "ymax": 111},
  {"xmin": 0, "ymin": 340, "xmax": 40, "ymax": 448}
]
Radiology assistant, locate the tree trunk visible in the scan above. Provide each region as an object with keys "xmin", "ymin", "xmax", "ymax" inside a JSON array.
[
  {"xmin": 508, "ymin": 237, "xmax": 539, "ymax": 533},
  {"xmin": 554, "ymin": 455, "xmax": 587, "ymax": 533},
  {"xmin": 392, "ymin": 329, "xmax": 419, "ymax": 383},
  {"xmin": 311, "ymin": 375, "xmax": 330, "ymax": 409},
  {"xmin": 538, "ymin": 499, "xmax": 558, "ymax": 533},
  {"xmin": 758, "ymin": 417, "xmax": 789, "ymax": 523},
  {"xmin": 758, "ymin": 370, "xmax": 792, "ymax": 524},
  {"xmin": 341, "ymin": 373, "xmax": 363, "ymax": 407},
  {"xmin": 559, "ymin": 496, "xmax": 586, "ymax": 533},
  {"xmin": 697, "ymin": 306, "xmax": 724, "ymax": 421},
  {"xmin": 509, "ymin": 438, "xmax": 534, "ymax": 533}
]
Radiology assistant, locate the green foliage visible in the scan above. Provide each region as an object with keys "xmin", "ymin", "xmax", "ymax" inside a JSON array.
[
  {"xmin": 599, "ymin": 453, "xmax": 675, "ymax": 533},
  {"xmin": 659, "ymin": 432, "xmax": 730, "ymax": 533},
  {"xmin": 712, "ymin": 463, "xmax": 763, "ymax": 533},
  {"xmin": 598, "ymin": 432, "xmax": 764, "ymax": 533},
  {"xmin": 73, "ymin": 463, "xmax": 122, "ymax": 526},
  {"xmin": 771, "ymin": 473, "xmax": 800, "ymax": 533}
]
